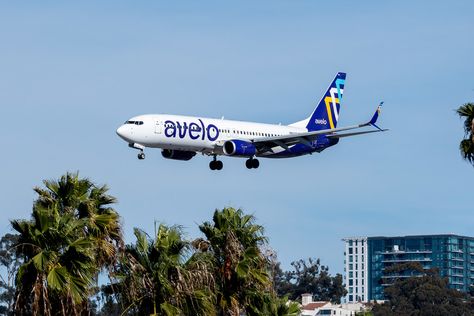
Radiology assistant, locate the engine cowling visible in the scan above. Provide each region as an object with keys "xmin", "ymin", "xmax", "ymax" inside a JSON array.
[
  {"xmin": 223, "ymin": 140, "xmax": 256, "ymax": 156},
  {"xmin": 161, "ymin": 149, "xmax": 196, "ymax": 161}
]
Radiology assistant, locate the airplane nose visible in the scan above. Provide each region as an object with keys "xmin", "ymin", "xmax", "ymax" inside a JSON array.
[{"xmin": 116, "ymin": 125, "xmax": 127, "ymax": 139}]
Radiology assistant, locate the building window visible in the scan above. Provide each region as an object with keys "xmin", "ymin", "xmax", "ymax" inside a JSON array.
[
  {"xmin": 349, "ymin": 248, "xmax": 353, "ymax": 254},
  {"xmin": 349, "ymin": 264, "xmax": 353, "ymax": 270},
  {"xmin": 349, "ymin": 255, "xmax": 353, "ymax": 262}
]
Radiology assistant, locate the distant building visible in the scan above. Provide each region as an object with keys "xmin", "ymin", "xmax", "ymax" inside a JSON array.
[
  {"xmin": 343, "ymin": 234, "xmax": 474, "ymax": 303},
  {"xmin": 300, "ymin": 293, "xmax": 369, "ymax": 316},
  {"xmin": 342, "ymin": 237, "xmax": 368, "ymax": 303}
]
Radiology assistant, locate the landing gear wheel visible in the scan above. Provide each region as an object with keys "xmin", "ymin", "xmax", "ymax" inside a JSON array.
[
  {"xmin": 210, "ymin": 160, "xmax": 223, "ymax": 170},
  {"xmin": 245, "ymin": 159, "xmax": 253, "ymax": 169},
  {"xmin": 252, "ymin": 159, "xmax": 259, "ymax": 169},
  {"xmin": 138, "ymin": 152, "xmax": 145, "ymax": 160},
  {"xmin": 246, "ymin": 158, "xmax": 259, "ymax": 169},
  {"xmin": 209, "ymin": 161, "xmax": 216, "ymax": 170}
]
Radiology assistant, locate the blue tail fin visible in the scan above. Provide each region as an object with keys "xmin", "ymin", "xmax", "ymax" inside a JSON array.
[{"xmin": 306, "ymin": 72, "xmax": 346, "ymax": 131}]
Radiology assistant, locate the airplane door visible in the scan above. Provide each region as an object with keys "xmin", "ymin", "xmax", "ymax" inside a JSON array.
[{"xmin": 155, "ymin": 121, "xmax": 162, "ymax": 134}]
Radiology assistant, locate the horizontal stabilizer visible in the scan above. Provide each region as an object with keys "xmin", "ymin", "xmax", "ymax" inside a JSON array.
[{"xmin": 327, "ymin": 129, "xmax": 388, "ymax": 139}]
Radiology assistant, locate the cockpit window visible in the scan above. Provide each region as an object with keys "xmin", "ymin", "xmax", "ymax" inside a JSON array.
[{"xmin": 124, "ymin": 121, "xmax": 144, "ymax": 125}]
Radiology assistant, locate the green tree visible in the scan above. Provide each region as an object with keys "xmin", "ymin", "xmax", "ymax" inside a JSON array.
[
  {"xmin": 372, "ymin": 263, "xmax": 474, "ymax": 316},
  {"xmin": 0, "ymin": 233, "xmax": 20, "ymax": 315},
  {"xmin": 456, "ymin": 102, "xmax": 474, "ymax": 165},
  {"xmin": 112, "ymin": 225, "xmax": 216, "ymax": 315},
  {"xmin": 274, "ymin": 258, "xmax": 347, "ymax": 304},
  {"xmin": 11, "ymin": 172, "xmax": 123, "ymax": 315},
  {"xmin": 198, "ymin": 208, "xmax": 272, "ymax": 316}
]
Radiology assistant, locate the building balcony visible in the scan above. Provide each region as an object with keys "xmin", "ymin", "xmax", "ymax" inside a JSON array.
[
  {"xmin": 451, "ymin": 274, "xmax": 464, "ymax": 277},
  {"xmin": 381, "ymin": 275, "xmax": 419, "ymax": 279},
  {"xmin": 382, "ymin": 250, "xmax": 432, "ymax": 255},
  {"xmin": 382, "ymin": 258, "xmax": 432, "ymax": 263},
  {"xmin": 451, "ymin": 258, "xmax": 464, "ymax": 262}
]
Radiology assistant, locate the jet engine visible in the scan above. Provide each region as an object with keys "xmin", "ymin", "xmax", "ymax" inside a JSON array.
[
  {"xmin": 223, "ymin": 140, "xmax": 256, "ymax": 156},
  {"xmin": 161, "ymin": 149, "xmax": 196, "ymax": 161}
]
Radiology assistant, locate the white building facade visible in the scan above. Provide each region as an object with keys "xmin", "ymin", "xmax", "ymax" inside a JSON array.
[{"xmin": 342, "ymin": 237, "xmax": 368, "ymax": 303}]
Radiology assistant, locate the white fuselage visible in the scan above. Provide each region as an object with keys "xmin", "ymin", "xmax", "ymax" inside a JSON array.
[{"xmin": 116, "ymin": 114, "xmax": 307, "ymax": 156}]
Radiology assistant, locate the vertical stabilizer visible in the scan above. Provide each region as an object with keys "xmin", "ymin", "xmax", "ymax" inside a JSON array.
[{"xmin": 304, "ymin": 72, "xmax": 346, "ymax": 131}]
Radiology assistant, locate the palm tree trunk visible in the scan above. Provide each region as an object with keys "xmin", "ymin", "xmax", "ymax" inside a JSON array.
[{"xmin": 471, "ymin": 118, "xmax": 474, "ymax": 142}]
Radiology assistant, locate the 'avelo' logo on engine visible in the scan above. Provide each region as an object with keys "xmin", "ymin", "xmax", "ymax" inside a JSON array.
[
  {"xmin": 164, "ymin": 119, "xmax": 219, "ymax": 141},
  {"xmin": 315, "ymin": 118, "xmax": 327, "ymax": 125}
]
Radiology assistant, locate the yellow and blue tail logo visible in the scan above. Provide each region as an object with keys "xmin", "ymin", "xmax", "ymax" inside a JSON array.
[{"xmin": 306, "ymin": 72, "xmax": 346, "ymax": 131}]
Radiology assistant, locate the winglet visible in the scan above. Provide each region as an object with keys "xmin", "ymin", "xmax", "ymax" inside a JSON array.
[{"xmin": 369, "ymin": 101, "xmax": 384, "ymax": 131}]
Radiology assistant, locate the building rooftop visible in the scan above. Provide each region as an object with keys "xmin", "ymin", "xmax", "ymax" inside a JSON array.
[
  {"xmin": 343, "ymin": 234, "xmax": 474, "ymax": 240},
  {"xmin": 302, "ymin": 302, "xmax": 329, "ymax": 310}
]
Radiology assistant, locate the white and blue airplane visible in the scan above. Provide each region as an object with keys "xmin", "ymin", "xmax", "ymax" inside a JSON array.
[{"xmin": 116, "ymin": 72, "xmax": 386, "ymax": 170}]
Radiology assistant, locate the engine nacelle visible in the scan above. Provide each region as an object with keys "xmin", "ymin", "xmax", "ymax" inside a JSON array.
[
  {"xmin": 223, "ymin": 140, "xmax": 256, "ymax": 156},
  {"xmin": 161, "ymin": 149, "xmax": 196, "ymax": 161}
]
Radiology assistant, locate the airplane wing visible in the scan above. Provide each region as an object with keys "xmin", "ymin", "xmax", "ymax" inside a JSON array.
[{"xmin": 251, "ymin": 102, "xmax": 387, "ymax": 153}]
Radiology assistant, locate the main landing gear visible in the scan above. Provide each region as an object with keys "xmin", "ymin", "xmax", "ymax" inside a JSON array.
[
  {"xmin": 209, "ymin": 156, "xmax": 223, "ymax": 170},
  {"xmin": 138, "ymin": 152, "xmax": 145, "ymax": 160},
  {"xmin": 245, "ymin": 158, "xmax": 259, "ymax": 169}
]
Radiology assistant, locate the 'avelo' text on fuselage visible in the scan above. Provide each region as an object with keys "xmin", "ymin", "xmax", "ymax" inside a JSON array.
[{"xmin": 164, "ymin": 119, "xmax": 219, "ymax": 141}]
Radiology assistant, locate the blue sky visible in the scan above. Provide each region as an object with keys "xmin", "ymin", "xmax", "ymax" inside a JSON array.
[{"xmin": 1, "ymin": 1, "xmax": 473, "ymax": 275}]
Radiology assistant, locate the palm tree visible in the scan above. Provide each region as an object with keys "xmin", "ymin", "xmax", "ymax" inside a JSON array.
[
  {"xmin": 11, "ymin": 173, "xmax": 123, "ymax": 315},
  {"xmin": 114, "ymin": 225, "xmax": 216, "ymax": 315},
  {"xmin": 456, "ymin": 103, "xmax": 474, "ymax": 165},
  {"xmin": 198, "ymin": 208, "xmax": 272, "ymax": 316},
  {"xmin": 33, "ymin": 173, "xmax": 123, "ymax": 267}
]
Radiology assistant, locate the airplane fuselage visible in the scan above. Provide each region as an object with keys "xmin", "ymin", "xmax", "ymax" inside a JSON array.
[{"xmin": 116, "ymin": 114, "xmax": 335, "ymax": 158}]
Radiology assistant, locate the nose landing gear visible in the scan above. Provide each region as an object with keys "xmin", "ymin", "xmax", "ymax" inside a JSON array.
[
  {"xmin": 128, "ymin": 143, "xmax": 146, "ymax": 160},
  {"xmin": 245, "ymin": 158, "xmax": 259, "ymax": 169},
  {"xmin": 209, "ymin": 156, "xmax": 223, "ymax": 170}
]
